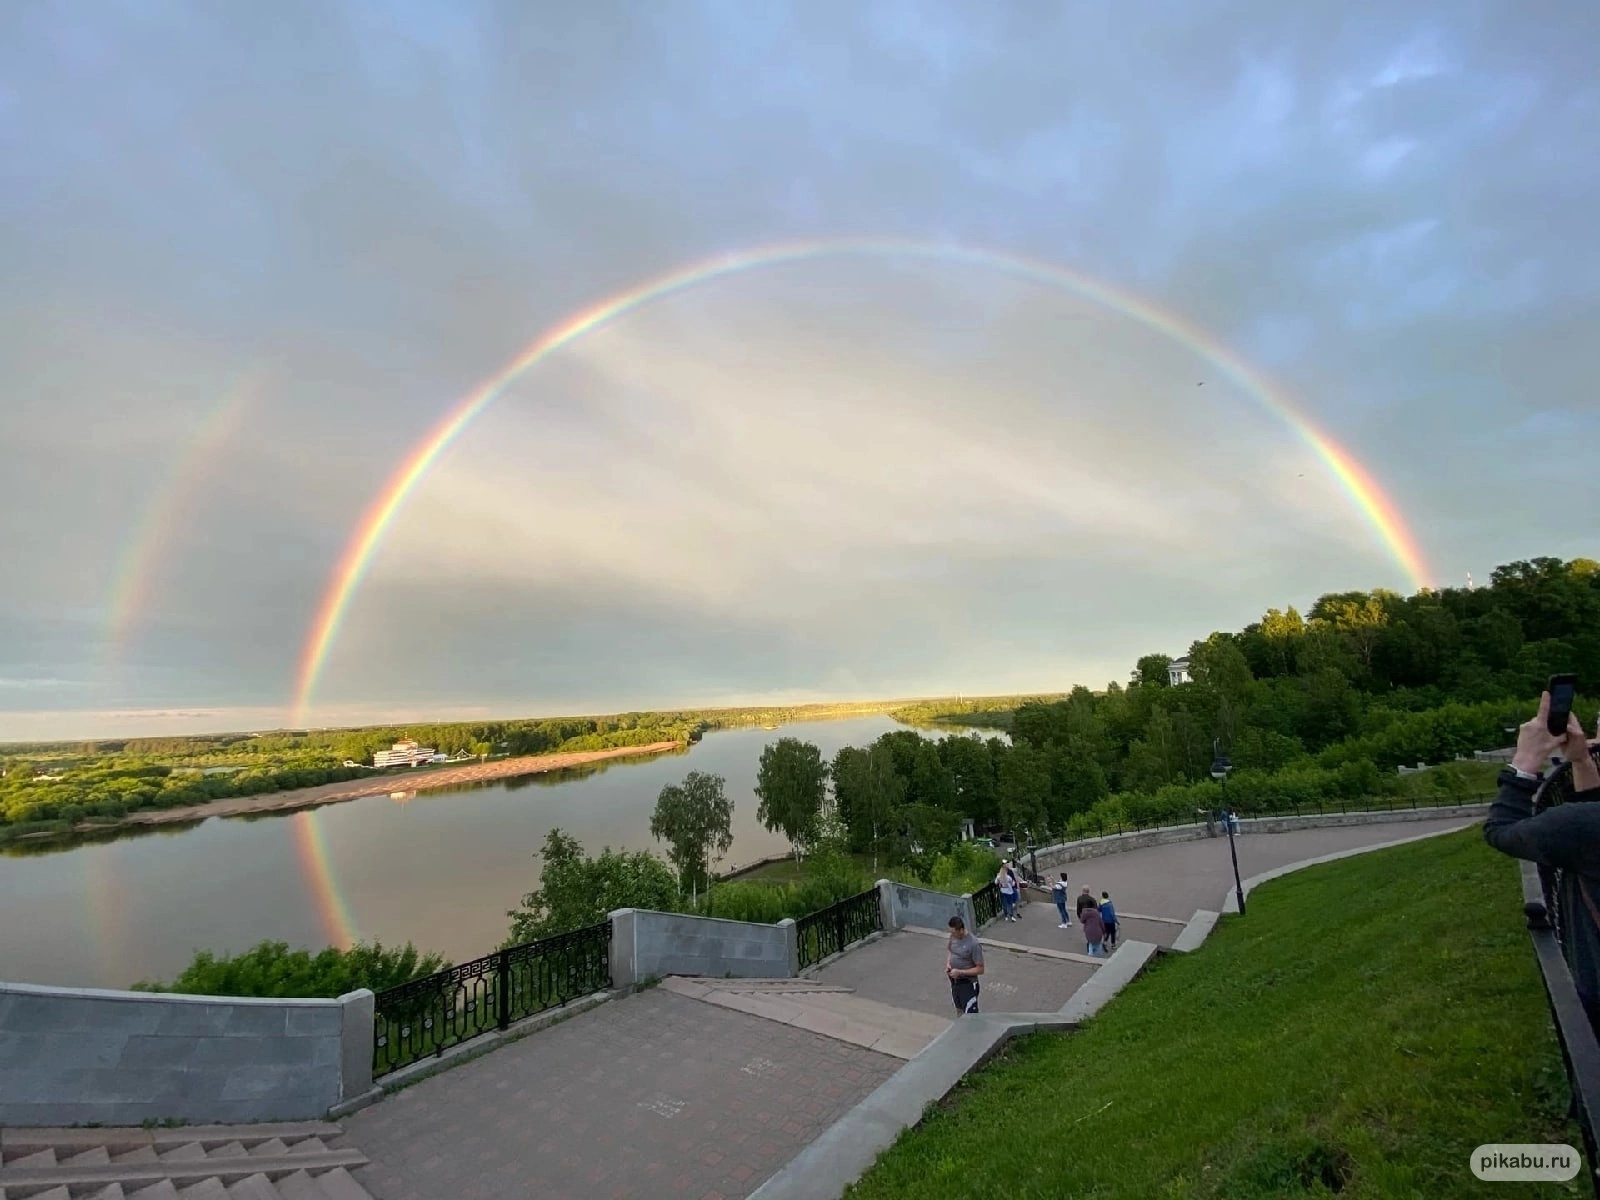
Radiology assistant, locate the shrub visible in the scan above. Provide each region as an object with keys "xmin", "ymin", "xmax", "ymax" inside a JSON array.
[{"xmin": 132, "ymin": 939, "xmax": 447, "ymax": 998}]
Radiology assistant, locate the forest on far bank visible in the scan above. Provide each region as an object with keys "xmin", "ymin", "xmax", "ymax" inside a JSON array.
[{"xmin": 821, "ymin": 556, "xmax": 1600, "ymax": 858}]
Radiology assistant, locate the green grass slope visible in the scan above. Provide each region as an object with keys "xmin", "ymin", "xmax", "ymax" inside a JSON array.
[{"xmin": 849, "ymin": 828, "xmax": 1586, "ymax": 1199}]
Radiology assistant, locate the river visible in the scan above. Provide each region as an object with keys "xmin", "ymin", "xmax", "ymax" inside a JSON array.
[{"xmin": 0, "ymin": 716, "xmax": 995, "ymax": 989}]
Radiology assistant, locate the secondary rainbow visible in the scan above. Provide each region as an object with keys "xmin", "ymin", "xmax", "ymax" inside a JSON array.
[
  {"xmin": 102, "ymin": 376, "xmax": 257, "ymax": 674},
  {"xmin": 291, "ymin": 809, "xmax": 360, "ymax": 950},
  {"xmin": 292, "ymin": 237, "xmax": 1432, "ymax": 723}
]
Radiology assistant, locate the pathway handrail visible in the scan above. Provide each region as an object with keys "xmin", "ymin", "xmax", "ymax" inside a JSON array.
[
  {"xmin": 372, "ymin": 919, "xmax": 612, "ymax": 1078},
  {"xmin": 795, "ymin": 887, "xmax": 883, "ymax": 971},
  {"xmin": 971, "ymin": 881, "xmax": 1001, "ymax": 927},
  {"xmin": 1521, "ymin": 860, "xmax": 1600, "ymax": 1197}
]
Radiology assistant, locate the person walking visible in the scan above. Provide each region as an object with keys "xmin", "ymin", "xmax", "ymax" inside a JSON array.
[
  {"xmin": 1052, "ymin": 872, "xmax": 1071, "ymax": 928},
  {"xmin": 945, "ymin": 914, "xmax": 985, "ymax": 1015},
  {"xmin": 1075, "ymin": 885, "xmax": 1098, "ymax": 921},
  {"xmin": 1099, "ymin": 891, "xmax": 1119, "ymax": 950},
  {"xmin": 1080, "ymin": 902, "xmax": 1105, "ymax": 957},
  {"xmin": 996, "ymin": 862, "xmax": 1018, "ymax": 922}
]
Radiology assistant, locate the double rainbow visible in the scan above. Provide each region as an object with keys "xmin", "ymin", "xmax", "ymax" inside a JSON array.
[{"xmin": 291, "ymin": 237, "xmax": 1431, "ymax": 724}]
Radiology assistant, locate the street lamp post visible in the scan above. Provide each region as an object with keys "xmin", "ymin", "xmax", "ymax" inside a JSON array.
[{"xmin": 1211, "ymin": 741, "xmax": 1245, "ymax": 915}]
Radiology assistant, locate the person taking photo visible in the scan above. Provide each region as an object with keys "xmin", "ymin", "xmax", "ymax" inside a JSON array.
[{"xmin": 1483, "ymin": 690, "xmax": 1600, "ymax": 1036}]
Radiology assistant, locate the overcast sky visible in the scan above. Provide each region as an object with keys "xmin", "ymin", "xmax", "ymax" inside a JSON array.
[{"xmin": 3, "ymin": 1, "xmax": 1597, "ymax": 740}]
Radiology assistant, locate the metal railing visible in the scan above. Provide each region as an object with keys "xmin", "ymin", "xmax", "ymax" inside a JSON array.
[
  {"xmin": 972, "ymin": 881, "xmax": 1001, "ymax": 927},
  {"xmin": 372, "ymin": 919, "xmax": 612, "ymax": 1077},
  {"xmin": 1058, "ymin": 792, "xmax": 1492, "ymax": 844},
  {"xmin": 795, "ymin": 887, "xmax": 883, "ymax": 971},
  {"xmin": 1523, "ymin": 861, "xmax": 1600, "ymax": 1196}
]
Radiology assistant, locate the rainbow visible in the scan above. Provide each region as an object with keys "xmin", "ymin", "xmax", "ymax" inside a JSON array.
[
  {"xmin": 292, "ymin": 237, "xmax": 1432, "ymax": 723},
  {"xmin": 102, "ymin": 377, "xmax": 257, "ymax": 675},
  {"xmin": 291, "ymin": 810, "xmax": 360, "ymax": 950}
]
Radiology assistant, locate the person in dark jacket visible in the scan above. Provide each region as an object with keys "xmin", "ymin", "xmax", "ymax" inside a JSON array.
[
  {"xmin": 1076, "ymin": 885, "xmax": 1098, "ymax": 919},
  {"xmin": 1483, "ymin": 691, "xmax": 1600, "ymax": 1037}
]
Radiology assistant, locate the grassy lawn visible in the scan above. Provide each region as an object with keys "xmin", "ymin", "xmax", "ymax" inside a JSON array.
[{"xmin": 848, "ymin": 829, "xmax": 1586, "ymax": 1199}]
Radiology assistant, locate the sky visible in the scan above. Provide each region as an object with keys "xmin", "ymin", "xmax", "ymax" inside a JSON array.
[{"xmin": 2, "ymin": 0, "xmax": 1597, "ymax": 741}]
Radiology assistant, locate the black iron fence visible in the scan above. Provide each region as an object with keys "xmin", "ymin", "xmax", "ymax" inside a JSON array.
[
  {"xmin": 1056, "ymin": 792, "xmax": 1492, "ymax": 844},
  {"xmin": 373, "ymin": 919, "xmax": 612, "ymax": 1078},
  {"xmin": 972, "ymin": 881, "xmax": 1001, "ymax": 926},
  {"xmin": 796, "ymin": 887, "xmax": 883, "ymax": 971},
  {"xmin": 1523, "ymin": 861, "xmax": 1600, "ymax": 1196}
]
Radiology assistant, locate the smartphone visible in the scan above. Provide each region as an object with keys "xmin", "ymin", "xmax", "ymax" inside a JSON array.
[{"xmin": 1548, "ymin": 673, "xmax": 1579, "ymax": 737}]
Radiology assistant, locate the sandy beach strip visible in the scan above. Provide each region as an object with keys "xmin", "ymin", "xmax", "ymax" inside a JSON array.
[{"xmin": 84, "ymin": 740, "xmax": 686, "ymax": 829}]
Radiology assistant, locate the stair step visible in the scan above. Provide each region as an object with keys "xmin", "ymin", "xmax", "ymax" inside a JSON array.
[
  {"xmin": 224, "ymin": 1174, "xmax": 280, "ymax": 1200},
  {"xmin": 160, "ymin": 1145, "xmax": 207, "ymax": 1163},
  {"xmin": 177, "ymin": 1180, "xmax": 229, "ymax": 1200},
  {"xmin": 283, "ymin": 1140, "xmax": 328, "ymax": 1157},
  {"xmin": 63, "ymin": 1146, "xmax": 113, "ymax": 1167},
  {"xmin": 204, "ymin": 1143, "xmax": 249, "ymax": 1161},
  {"xmin": 26, "ymin": 1188, "xmax": 71, "ymax": 1200},
  {"xmin": 307, "ymin": 1168, "xmax": 372, "ymax": 1200},
  {"xmin": 0, "ymin": 1151, "xmax": 369, "ymax": 1193},
  {"xmin": 113, "ymin": 1148, "xmax": 162, "ymax": 1165},
  {"xmin": 126, "ymin": 1185, "xmax": 181, "ymax": 1200},
  {"xmin": 86, "ymin": 1185, "xmax": 128, "ymax": 1200},
  {"xmin": 244, "ymin": 1140, "xmax": 287, "ymax": 1159},
  {"xmin": 8, "ymin": 1151, "xmax": 56, "ymax": 1170},
  {"xmin": 268, "ymin": 1172, "xmax": 321, "ymax": 1200}
]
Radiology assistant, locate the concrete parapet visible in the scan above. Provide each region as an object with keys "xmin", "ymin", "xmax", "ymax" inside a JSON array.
[
  {"xmin": 1171, "ymin": 910, "xmax": 1220, "ymax": 953},
  {"xmin": 748, "ymin": 1011, "xmax": 1076, "ymax": 1200},
  {"xmin": 885, "ymin": 881, "xmax": 971, "ymax": 932},
  {"xmin": 1057, "ymin": 941, "xmax": 1158, "ymax": 1023},
  {"xmin": 609, "ymin": 908, "xmax": 794, "ymax": 982},
  {"xmin": 0, "ymin": 980, "xmax": 348, "ymax": 1126}
]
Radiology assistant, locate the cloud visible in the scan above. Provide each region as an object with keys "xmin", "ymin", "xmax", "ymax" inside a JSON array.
[{"xmin": 1, "ymin": 0, "xmax": 1597, "ymax": 735}]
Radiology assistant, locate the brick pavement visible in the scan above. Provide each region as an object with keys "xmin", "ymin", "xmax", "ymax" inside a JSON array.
[
  {"xmin": 341, "ymin": 988, "xmax": 898, "ymax": 1200},
  {"xmin": 809, "ymin": 930, "xmax": 1096, "ymax": 1018}
]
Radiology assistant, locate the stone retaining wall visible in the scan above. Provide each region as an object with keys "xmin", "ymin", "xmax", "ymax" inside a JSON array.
[
  {"xmin": 880, "ymin": 881, "xmax": 974, "ymax": 933},
  {"xmin": 1028, "ymin": 803, "xmax": 1488, "ymax": 873},
  {"xmin": 0, "ymin": 980, "xmax": 373, "ymax": 1126},
  {"xmin": 609, "ymin": 909, "xmax": 797, "ymax": 986}
]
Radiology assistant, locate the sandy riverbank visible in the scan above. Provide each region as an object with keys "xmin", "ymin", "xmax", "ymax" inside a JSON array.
[{"xmin": 76, "ymin": 741, "xmax": 686, "ymax": 831}]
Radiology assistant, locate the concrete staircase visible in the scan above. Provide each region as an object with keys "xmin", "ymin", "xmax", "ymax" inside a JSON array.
[
  {"xmin": 0, "ymin": 1123, "xmax": 372, "ymax": 1199},
  {"xmin": 660, "ymin": 976, "xmax": 951, "ymax": 1059}
]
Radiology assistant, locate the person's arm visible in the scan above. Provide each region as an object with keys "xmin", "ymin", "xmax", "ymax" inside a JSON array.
[
  {"xmin": 1483, "ymin": 699, "xmax": 1600, "ymax": 871},
  {"xmin": 965, "ymin": 944, "xmax": 984, "ymax": 978}
]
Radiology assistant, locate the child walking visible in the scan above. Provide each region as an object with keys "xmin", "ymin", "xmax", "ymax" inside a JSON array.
[{"xmin": 1099, "ymin": 891, "xmax": 1118, "ymax": 951}]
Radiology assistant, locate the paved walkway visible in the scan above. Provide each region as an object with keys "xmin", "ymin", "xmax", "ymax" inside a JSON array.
[
  {"xmin": 810, "ymin": 931, "xmax": 1097, "ymax": 1018},
  {"xmin": 1000, "ymin": 818, "xmax": 1473, "ymax": 955},
  {"xmin": 342, "ymin": 988, "xmax": 897, "ymax": 1200},
  {"xmin": 339, "ymin": 818, "xmax": 1477, "ymax": 1199}
]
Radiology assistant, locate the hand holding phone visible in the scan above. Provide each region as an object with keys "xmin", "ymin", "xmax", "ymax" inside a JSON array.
[{"xmin": 1548, "ymin": 674, "xmax": 1579, "ymax": 738}]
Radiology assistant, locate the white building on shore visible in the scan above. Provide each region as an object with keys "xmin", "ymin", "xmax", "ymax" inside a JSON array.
[{"xmin": 373, "ymin": 739, "xmax": 436, "ymax": 768}]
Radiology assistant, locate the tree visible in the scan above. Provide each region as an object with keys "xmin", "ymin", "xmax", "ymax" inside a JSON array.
[
  {"xmin": 997, "ymin": 745, "xmax": 1050, "ymax": 843},
  {"xmin": 755, "ymin": 738, "xmax": 828, "ymax": 864},
  {"xmin": 650, "ymin": 770, "xmax": 734, "ymax": 905},
  {"xmin": 938, "ymin": 734, "xmax": 997, "ymax": 826},
  {"xmin": 1134, "ymin": 653, "xmax": 1173, "ymax": 688},
  {"xmin": 507, "ymin": 828, "xmax": 680, "ymax": 943},
  {"xmin": 833, "ymin": 741, "xmax": 905, "ymax": 868}
]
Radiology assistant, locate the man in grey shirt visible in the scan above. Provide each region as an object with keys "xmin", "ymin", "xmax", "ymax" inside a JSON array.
[{"xmin": 946, "ymin": 914, "xmax": 985, "ymax": 1015}]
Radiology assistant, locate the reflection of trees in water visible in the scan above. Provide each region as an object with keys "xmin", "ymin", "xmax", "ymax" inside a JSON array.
[{"xmin": 0, "ymin": 819, "xmax": 204, "ymax": 858}]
